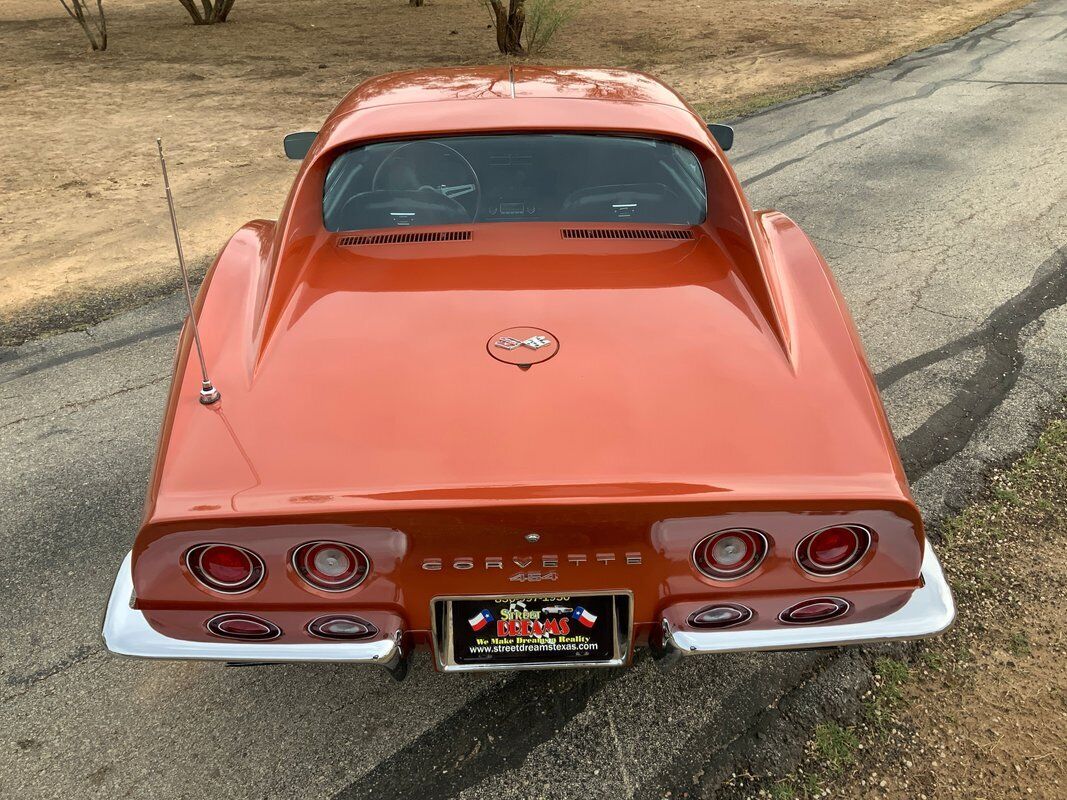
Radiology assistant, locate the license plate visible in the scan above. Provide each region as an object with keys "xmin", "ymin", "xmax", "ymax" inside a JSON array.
[{"xmin": 438, "ymin": 593, "xmax": 629, "ymax": 670}]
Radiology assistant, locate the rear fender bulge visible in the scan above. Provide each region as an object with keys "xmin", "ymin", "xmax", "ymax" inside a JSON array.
[
  {"xmin": 140, "ymin": 221, "xmax": 277, "ymax": 528},
  {"xmin": 756, "ymin": 209, "xmax": 913, "ymax": 498}
]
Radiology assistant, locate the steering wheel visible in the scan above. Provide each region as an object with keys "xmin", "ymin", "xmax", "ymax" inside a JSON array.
[{"xmin": 372, "ymin": 140, "xmax": 481, "ymax": 222}]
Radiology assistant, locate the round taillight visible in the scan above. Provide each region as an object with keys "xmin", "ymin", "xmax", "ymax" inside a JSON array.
[
  {"xmin": 292, "ymin": 541, "xmax": 369, "ymax": 591},
  {"xmin": 207, "ymin": 613, "xmax": 281, "ymax": 640},
  {"xmin": 693, "ymin": 529, "xmax": 767, "ymax": 580},
  {"xmin": 307, "ymin": 614, "xmax": 378, "ymax": 640},
  {"xmin": 796, "ymin": 525, "xmax": 871, "ymax": 576},
  {"xmin": 186, "ymin": 544, "xmax": 264, "ymax": 593},
  {"xmin": 779, "ymin": 597, "xmax": 851, "ymax": 625},
  {"xmin": 688, "ymin": 603, "xmax": 753, "ymax": 629}
]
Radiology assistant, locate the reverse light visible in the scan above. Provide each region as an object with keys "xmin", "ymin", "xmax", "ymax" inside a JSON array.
[
  {"xmin": 779, "ymin": 597, "xmax": 851, "ymax": 625},
  {"xmin": 796, "ymin": 525, "xmax": 871, "ymax": 576},
  {"xmin": 307, "ymin": 614, "xmax": 378, "ymax": 640},
  {"xmin": 185, "ymin": 544, "xmax": 265, "ymax": 593},
  {"xmin": 688, "ymin": 603, "xmax": 753, "ymax": 629},
  {"xmin": 206, "ymin": 613, "xmax": 281, "ymax": 640},
  {"xmin": 692, "ymin": 529, "xmax": 768, "ymax": 580},
  {"xmin": 292, "ymin": 541, "xmax": 369, "ymax": 592}
]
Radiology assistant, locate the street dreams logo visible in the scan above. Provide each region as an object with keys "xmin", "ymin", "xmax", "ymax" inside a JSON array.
[
  {"xmin": 451, "ymin": 595, "xmax": 615, "ymax": 666},
  {"xmin": 467, "ymin": 603, "xmax": 598, "ymax": 637}
]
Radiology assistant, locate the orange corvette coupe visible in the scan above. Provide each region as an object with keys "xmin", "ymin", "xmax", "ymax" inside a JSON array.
[{"xmin": 102, "ymin": 67, "xmax": 954, "ymax": 677}]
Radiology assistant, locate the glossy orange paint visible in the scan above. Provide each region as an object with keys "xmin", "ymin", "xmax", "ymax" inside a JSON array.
[{"xmin": 130, "ymin": 67, "xmax": 922, "ymax": 660}]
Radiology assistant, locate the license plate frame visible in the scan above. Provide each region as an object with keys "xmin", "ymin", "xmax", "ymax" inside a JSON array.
[{"xmin": 431, "ymin": 592, "xmax": 633, "ymax": 672}]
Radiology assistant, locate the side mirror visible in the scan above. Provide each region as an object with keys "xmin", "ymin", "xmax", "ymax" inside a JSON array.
[
  {"xmin": 283, "ymin": 131, "xmax": 318, "ymax": 160},
  {"xmin": 707, "ymin": 123, "xmax": 734, "ymax": 152}
]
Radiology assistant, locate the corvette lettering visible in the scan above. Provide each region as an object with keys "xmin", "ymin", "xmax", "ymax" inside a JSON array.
[{"xmin": 421, "ymin": 553, "xmax": 642, "ymax": 571}]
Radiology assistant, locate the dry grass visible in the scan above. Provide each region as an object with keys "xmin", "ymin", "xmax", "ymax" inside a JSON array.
[{"xmin": 0, "ymin": 0, "xmax": 1028, "ymax": 343}]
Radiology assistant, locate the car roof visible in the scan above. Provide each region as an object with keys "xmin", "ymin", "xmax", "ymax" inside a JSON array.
[
  {"xmin": 329, "ymin": 66, "xmax": 692, "ymax": 116},
  {"xmin": 310, "ymin": 67, "xmax": 712, "ymax": 159}
]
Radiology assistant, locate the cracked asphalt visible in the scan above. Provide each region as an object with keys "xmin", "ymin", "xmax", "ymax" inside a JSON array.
[{"xmin": 1, "ymin": 3, "xmax": 1065, "ymax": 798}]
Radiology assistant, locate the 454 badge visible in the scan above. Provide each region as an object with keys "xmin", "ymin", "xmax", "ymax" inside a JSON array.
[{"xmin": 447, "ymin": 594, "xmax": 621, "ymax": 667}]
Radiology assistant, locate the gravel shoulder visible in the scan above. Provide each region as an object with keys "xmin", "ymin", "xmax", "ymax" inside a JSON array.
[{"xmin": 729, "ymin": 415, "xmax": 1067, "ymax": 799}]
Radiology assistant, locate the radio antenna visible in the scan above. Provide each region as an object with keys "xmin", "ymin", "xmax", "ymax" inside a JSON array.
[{"xmin": 156, "ymin": 137, "xmax": 220, "ymax": 405}]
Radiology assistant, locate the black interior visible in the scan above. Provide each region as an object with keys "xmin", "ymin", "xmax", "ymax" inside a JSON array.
[{"xmin": 323, "ymin": 134, "xmax": 707, "ymax": 232}]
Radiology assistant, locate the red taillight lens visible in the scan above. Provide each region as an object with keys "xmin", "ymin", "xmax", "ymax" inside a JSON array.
[
  {"xmin": 796, "ymin": 525, "xmax": 871, "ymax": 576},
  {"xmin": 307, "ymin": 614, "xmax": 378, "ymax": 640},
  {"xmin": 779, "ymin": 597, "xmax": 851, "ymax": 624},
  {"xmin": 688, "ymin": 603, "xmax": 753, "ymax": 629},
  {"xmin": 292, "ymin": 541, "xmax": 369, "ymax": 591},
  {"xmin": 207, "ymin": 613, "xmax": 281, "ymax": 640},
  {"xmin": 186, "ymin": 544, "xmax": 264, "ymax": 593},
  {"xmin": 693, "ymin": 529, "xmax": 767, "ymax": 580}
]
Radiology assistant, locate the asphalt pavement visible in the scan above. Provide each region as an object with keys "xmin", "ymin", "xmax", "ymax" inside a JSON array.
[{"xmin": 1, "ymin": 3, "xmax": 1065, "ymax": 797}]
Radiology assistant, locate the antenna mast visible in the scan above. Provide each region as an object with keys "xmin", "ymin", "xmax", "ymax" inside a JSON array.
[{"xmin": 156, "ymin": 138, "xmax": 220, "ymax": 405}]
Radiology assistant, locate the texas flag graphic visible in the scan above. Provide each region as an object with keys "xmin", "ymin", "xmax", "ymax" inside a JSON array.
[
  {"xmin": 468, "ymin": 609, "xmax": 494, "ymax": 631},
  {"xmin": 572, "ymin": 607, "xmax": 598, "ymax": 628}
]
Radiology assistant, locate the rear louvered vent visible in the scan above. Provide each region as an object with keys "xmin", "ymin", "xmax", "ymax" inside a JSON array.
[
  {"xmin": 337, "ymin": 230, "xmax": 472, "ymax": 246},
  {"xmin": 561, "ymin": 228, "xmax": 693, "ymax": 240}
]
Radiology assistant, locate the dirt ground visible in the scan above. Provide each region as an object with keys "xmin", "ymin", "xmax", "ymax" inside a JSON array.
[
  {"xmin": 845, "ymin": 422, "xmax": 1067, "ymax": 800},
  {"xmin": 742, "ymin": 419, "xmax": 1067, "ymax": 800},
  {"xmin": 0, "ymin": 0, "xmax": 1027, "ymax": 343}
]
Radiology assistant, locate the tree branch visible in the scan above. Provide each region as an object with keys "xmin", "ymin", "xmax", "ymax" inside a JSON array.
[
  {"xmin": 175, "ymin": 0, "xmax": 204, "ymax": 24},
  {"xmin": 59, "ymin": 0, "xmax": 106, "ymax": 50}
]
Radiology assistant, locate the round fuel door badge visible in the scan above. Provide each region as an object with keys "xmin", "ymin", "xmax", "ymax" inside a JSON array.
[{"xmin": 488, "ymin": 327, "xmax": 559, "ymax": 369}]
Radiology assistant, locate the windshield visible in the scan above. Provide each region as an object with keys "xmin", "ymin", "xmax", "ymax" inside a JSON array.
[{"xmin": 322, "ymin": 134, "xmax": 707, "ymax": 231}]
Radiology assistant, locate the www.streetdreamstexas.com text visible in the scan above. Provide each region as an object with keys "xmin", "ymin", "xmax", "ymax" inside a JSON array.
[{"xmin": 468, "ymin": 638, "xmax": 600, "ymax": 654}]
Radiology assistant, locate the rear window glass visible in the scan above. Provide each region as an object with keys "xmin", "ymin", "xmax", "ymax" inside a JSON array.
[{"xmin": 322, "ymin": 134, "xmax": 707, "ymax": 232}]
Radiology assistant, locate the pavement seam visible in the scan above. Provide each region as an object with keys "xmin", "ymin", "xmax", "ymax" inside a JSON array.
[
  {"xmin": 0, "ymin": 374, "xmax": 170, "ymax": 431},
  {"xmin": 2, "ymin": 645, "xmax": 102, "ymax": 706},
  {"xmin": 734, "ymin": 6, "xmax": 1048, "ymax": 169}
]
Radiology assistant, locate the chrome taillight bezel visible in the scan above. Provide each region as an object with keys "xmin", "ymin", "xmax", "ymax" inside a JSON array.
[
  {"xmin": 206, "ymin": 612, "xmax": 282, "ymax": 640},
  {"xmin": 307, "ymin": 614, "xmax": 379, "ymax": 640},
  {"xmin": 778, "ymin": 597, "xmax": 852, "ymax": 625},
  {"xmin": 185, "ymin": 543, "xmax": 265, "ymax": 594},
  {"xmin": 291, "ymin": 541, "xmax": 370, "ymax": 592},
  {"xmin": 687, "ymin": 603, "xmax": 754, "ymax": 629},
  {"xmin": 795, "ymin": 525, "xmax": 872, "ymax": 577},
  {"xmin": 692, "ymin": 529, "xmax": 769, "ymax": 581}
]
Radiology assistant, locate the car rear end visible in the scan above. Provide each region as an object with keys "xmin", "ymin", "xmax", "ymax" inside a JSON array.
[
  {"xmin": 104, "ymin": 497, "xmax": 953, "ymax": 676},
  {"xmin": 103, "ymin": 67, "xmax": 956, "ymax": 676}
]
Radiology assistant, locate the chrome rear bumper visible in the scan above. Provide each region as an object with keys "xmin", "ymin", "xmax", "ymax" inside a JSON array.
[
  {"xmin": 656, "ymin": 543, "xmax": 955, "ymax": 659},
  {"xmin": 104, "ymin": 543, "xmax": 953, "ymax": 674},
  {"xmin": 101, "ymin": 552, "xmax": 406, "ymax": 674}
]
